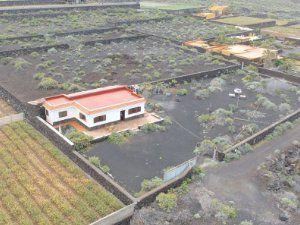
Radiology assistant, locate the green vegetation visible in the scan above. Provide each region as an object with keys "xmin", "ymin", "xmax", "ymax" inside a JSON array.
[
  {"xmin": 215, "ymin": 16, "xmax": 274, "ymax": 26},
  {"xmin": 38, "ymin": 77, "xmax": 58, "ymax": 90},
  {"xmin": 107, "ymin": 131, "xmax": 132, "ymax": 145},
  {"xmin": 66, "ymin": 130, "xmax": 92, "ymax": 153},
  {"xmin": 0, "ymin": 121, "xmax": 123, "ymax": 224},
  {"xmin": 88, "ymin": 156, "xmax": 110, "ymax": 174},
  {"xmin": 156, "ymin": 193, "xmax": 177, "ymax": 212}
]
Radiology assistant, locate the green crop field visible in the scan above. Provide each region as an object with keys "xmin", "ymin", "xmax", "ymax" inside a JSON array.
[
  {"xmin": 0, "ymin": 121, "xmax": 123, "ymax": 225},
  {"xmin": 215, "ymin": 16, "xmax": 275, "ymax": 26}
]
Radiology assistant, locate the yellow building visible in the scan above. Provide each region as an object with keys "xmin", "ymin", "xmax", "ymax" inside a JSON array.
[{"xmin": 209, "ymin": 5, "xmax": 229, "ymax": 17}]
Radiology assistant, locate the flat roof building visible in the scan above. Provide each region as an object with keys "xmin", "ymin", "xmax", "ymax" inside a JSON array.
[{"xmin": 42, "ymin": 85, "xmax": 146, "ymax": 129}]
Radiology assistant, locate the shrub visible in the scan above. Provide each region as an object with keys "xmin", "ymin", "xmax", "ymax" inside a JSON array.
[
  {"xmin": 278, "ymin": 103, "xmax": 291, "ymax": 113},
  {"xmin": 195, "ymin": 89, "xmax": 210, "ymax": 99},
  {"xmin": 176, "ymin": 89, "xmax": 188, "ymax": 96},
  {"xmin": 141, "ymin": 177, "xmax": 163, "ymax": 192},
  {"xmin": 140, "ymin": 123, "xmax": 166, "ymax": 133},
  {"xmin": 89, "ymin": 156, "xmax": 100, "ymax": 168},
  {"xmin": 240, "ymin": 220, "xmax": 253, "ymax": 225},
  {"xmin": 38, "ymin": 77, "xmax": 58, "ymax": 90},
  {"xmin": 156, "ymin": 193, "xmax": 177, "ymax": 212},
  {"xmin": 33, "ymin": 72, "xmax": 45, "ymax": 80},
  {"xmin": 198, "ymin": 114, "xmax": 215, "ymax": 123},
  {"xmin": 280, "ymin": 197, "xmax": 298, "ymax": 210},
  {"xmin": 224, "ymin": 151, "xmax": 241, "ymax": 163},
  {"xmin": 256, "ymin": 94, "xmax": 277, "ymax": 111},
  {"xmin": 14, "ymin": 58, "xmax": 31, "ymax": 71},
  {"xmin": 194, "ymin": 139, "xmax": 215, "ymax": 156},
  {"xmin": 238, "ymin": 143, "xmax": 253, "ymax": 155},
  {"xmin": 107, "ymin": 132, "xmax": 131, "ymax": 145},
  {"xmin": 66, "ymin": 130, "xmax": 92, "ymax": 153}
]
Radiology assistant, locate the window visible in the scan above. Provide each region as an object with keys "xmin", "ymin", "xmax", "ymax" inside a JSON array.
[
  {"xmin": 128, "ymin": 107, "xmax": 141, "ymax": 115},
  {"xmin": 79, "ymin": 113, "xmax": 86, "ymax": 121},
  {"xmin": 59, "ymin": 111, "xmax": 67, "ymax": 118},
  {"xmin": 45, "ymin": 109, "xmax": 49, "ymax": 116},
  {"xmin": 94, "ymin": 115, "xmax": 106, "ymax": 123}
]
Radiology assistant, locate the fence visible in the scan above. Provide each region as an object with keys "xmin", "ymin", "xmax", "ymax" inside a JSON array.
[
  {"xmin": 0, "ymin": 113, "xmax": 24, "ymax": 126},
  {"xmin": 163, "ymin": 157, "xmax": 197, "ymax": 182},
  {"xmin": 90, "ymin": 203, "xmax": 136, "ymax": 225}
]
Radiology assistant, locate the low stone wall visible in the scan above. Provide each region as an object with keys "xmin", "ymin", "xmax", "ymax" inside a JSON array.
[
  {"xmin": 0, "ymin": 0, "xmax": 65, "ymax": 7},
  {"xmin": 0, "ymin": 2, "xmax": 140, "ymax": 13},
  {"xmin": 219, "ymin": 108, "xmax": 300, "ymax": 160},
  {"xmin": 90, "ymin": 203, "xmax": 136, "ymax": 225},
  {"xmin": 145, "ymin": 64, "xmax": 240, "ymax": 85},
  {"xmin": 0, "ymin": 43, "xmax": 69, "ymax": 57},
  {"xmin": 84, "ymin": 34, "xmax": 149, "ymax": 45},
  {"xmin": 211, "ymin": 19, "xmax": 276, "ymax": 29},
  {"xmin": 258, "ymin": 67, "xmax": 300, "ymax": 84},
  {"xmin": 30, "ymin": 116, "xmax": 135, "ymax": 205},
  {"xmin": 136, "ymin": 168, "xmax": 192, "ymax": 208}
]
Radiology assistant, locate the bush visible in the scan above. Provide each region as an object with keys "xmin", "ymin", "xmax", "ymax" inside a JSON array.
[
  {"xmin": 14, "ymin": 58, "xmax": 31, "ymax": 71},
  {"xmin": 195, "ymin": 89, "xmax": 210, "ymax": 99},
  {"xmin": 33, "ymin": 72, "xmax": 45, "ymax": 80},
  {"xmin": 141, "ymin": 177, "xmax": 163, "ymax": 192},
  {"xmin": 107, "ymin": 132, "xmax": 131, "ymax": 145},
  {"xmin": 89, "ymin": 156, "xmax": 100, "ymax": 168},
  {"xmin": 176, "ymin": 89, "xmax": 188, "ymax": 96},
  {"xmin": 156, "ymin": 193, "xmax": 177, "ymax": 212},
  {"xmin": 38, "ymin": 77, "xmax": 58, "ymax": 90},
  {"xmin": 238, "ymin": 143, "xmax": 253, "ymax": 155},
  {"xmin": 224, "ymin": 151, "xmax": 241, "ymax": 163},
  {"xmin": 140, "ymin": 123, "xmax": 166, "ymax": 133},
  {"xmin": 66, "ymin": 130, "xmax": 92, "ymax": 153},
  {"xmin": 240, "ymin": 220, "xmax": 253, "ymax": 225},
  {"xmin": 256, "ymin": 94, "xmax": 277, "ymax": 111},
  {"xmin": 198, "ymin": 114, "xmax": 215, "ymax": 123}
]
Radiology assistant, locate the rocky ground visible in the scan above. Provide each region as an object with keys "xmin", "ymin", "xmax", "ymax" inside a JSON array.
[{"xmin": 131, "ymin": 123, "xmax": 300, "ymax": 225}]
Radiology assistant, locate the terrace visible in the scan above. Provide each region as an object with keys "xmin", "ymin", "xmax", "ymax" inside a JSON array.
[
  {"xmin": 214, "ymin": 16, "xmax": 276, "ymax": 28},
  {"xmin": 129, "ymin": 16, "xmax": 240, "ymax": 42},
  {"xmin": 0, "ymin": 36, "xmax": 233, "ymax": 102}
]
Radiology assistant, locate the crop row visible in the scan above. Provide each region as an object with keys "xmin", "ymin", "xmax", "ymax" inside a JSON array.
[{"xmin": 0, "ymin": 121, "xmax": 123, "ymax": 224}]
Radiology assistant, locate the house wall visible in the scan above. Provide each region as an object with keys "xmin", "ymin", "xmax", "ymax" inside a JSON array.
[{"xmin": 46, "ymin": 102, "xmax": 145, "ymax": 128}]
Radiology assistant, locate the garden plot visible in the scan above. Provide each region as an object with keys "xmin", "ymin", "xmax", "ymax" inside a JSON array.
[
  {"xmin": 0, "ymin": 121, "xmax": 123, "ymax": 225},
  {"xmin": 261, "ymin": 26, "xmax": 300, "ymax": 41},
  {"xmin": 0, "ymin": 98, "xmax": 15, "ymax": 118},
  {"xmin": 0, "ymin": 29, "xmax": 130, "ymax": 51},
  {"xmin": 129, "ymin": 16, "xmax": 239, "ymax": 42},
  {"xmin": 214, "ymin": 16, "xmax": 275, "ymax": 27},
  {"xmin": 0, "ymin": 8, "xmax": 169, "ymax": 38},
  {"xmin": 0, "ymin": 37, "xmax": 232, "ymax": 102},
  {"xmin": 86, "ymin": 69, "xmax": 299, "ymax": 194}
]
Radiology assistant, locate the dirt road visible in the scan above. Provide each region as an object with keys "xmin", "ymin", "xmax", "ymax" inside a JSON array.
[{"xmin": 202, "ymin": 122, "xmax": 300, "ymax": 225}]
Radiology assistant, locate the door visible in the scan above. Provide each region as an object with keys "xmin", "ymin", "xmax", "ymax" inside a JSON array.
[{"xmin": 120, "ymin": 110, "xmax": 125, "ymax": 121}]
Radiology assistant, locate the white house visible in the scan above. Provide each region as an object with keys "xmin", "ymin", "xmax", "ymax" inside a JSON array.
[{"xmin": 42, "ymin": 85, "xmax": 146, "ymax": 129}]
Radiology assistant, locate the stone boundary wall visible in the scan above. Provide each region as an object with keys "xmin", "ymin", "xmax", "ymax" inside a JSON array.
[
  {"xmin": 258, "ymin": 67, "xmax": 300, "ymax": 84},
  {"xmin": 90, "ymin": 203, "xmax": 136, "ymax": 225},
  {"xmin": 145, "ymin": 64, "xmax": 240, "ymax": 85},
  {"xmin": 0, "ymin": 12, "xmax": 68, "ymax": 19},
  {"xmin": 0, "ymin": 2, "xmax": 140, "ymax": 13},
  {"xmin": 0, "ymin": 43, "xmax": 69, "ymax": 57},
  {"xmin": 136, "ymin": 168, "xmax": 193, "ymax": 208},
  {"xmin": 31, "ymin": 116, "xmax": 136, "ymax": 205},
  {"xmin": 0, "ymin": 113, "xmax": 24, "ymax": 126},
  {"xmin": 211, "ymin": 19, "xmax": 276, "ymax": 29},
  {"xmin": 219, "ymin": 108, "xmax": 300, "ymax": 160},
  {"xmin": 0, "ymin": 0, "xmax": 65, "ymax": 7},
  {"xmin": 83, "ymin": 34, "xmax": 148, "ymax": 45},
  {"xmin": 0, "ymin": 26, "xmax": 122, "ymax": 42}
]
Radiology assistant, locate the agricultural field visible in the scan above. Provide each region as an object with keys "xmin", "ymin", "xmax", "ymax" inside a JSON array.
[
  {"xmin": 0, "ymin": 98, "xmax": 15, "ymax": 118},
  {"xmin": 0, "ymin": 37, "xmax": 233, "ymax": 102},
  {"xmin": 0, "ymin": 8, "xmax": 169, "ymax": 38},
  {"xmin": 0, "ymin": 121, "xmax": 123, "ymax": 225},
  {"xmin": 214, "ymin": 16, "xmax": 275, "ymax": 27},
  {"xmin": 86, "ymin": 69, "xmax": 300, "ymax": 193},
  {"xmin": 129, "ymin": 16, "xmax": 240, "ymax": 42},
  {"xmin": 261, "ymin": 26, "xmax": 300, "ymax": 41},
  {"xmin": 0, "ymin": 28, "xmax": 133, "ymax": 51}
]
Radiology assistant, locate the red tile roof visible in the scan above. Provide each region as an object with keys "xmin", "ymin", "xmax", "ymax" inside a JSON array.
[{"xmin": 43, "ymin": 85, "xmax": 145, "ymax": 114}]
